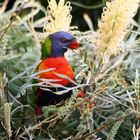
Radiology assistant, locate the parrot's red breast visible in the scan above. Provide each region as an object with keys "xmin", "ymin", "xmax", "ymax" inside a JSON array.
[{"xmin": 37, "ymin": 57, "xmax": 74, "ymax": 86}]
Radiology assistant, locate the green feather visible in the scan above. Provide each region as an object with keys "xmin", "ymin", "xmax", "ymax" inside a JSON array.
[
  {"xmin": 31, "ymin": 37, "xmax": 52, "ymax": 109},
  {"xmin": 41, "ymin": 37, "xmax": 52, "ymax": 59}
]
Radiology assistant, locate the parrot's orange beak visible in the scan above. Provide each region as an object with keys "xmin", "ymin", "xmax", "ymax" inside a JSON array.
[{"xmin": 69, "ymin": 40, "xmax": 79, "ymax": 49}]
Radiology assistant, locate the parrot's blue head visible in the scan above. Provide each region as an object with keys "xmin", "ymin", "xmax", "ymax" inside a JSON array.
[
  {"xmin": 41, "ymin": 31, "xmax": 79, "ymax": 59},
  {"xmin": 49, "ymin": 31, "xmax": 79, "ymax": 57}
]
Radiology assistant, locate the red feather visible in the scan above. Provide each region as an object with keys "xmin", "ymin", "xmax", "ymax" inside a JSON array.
[{"xmin": 37, "ymin": 57, "xmax": 74, "ymax": 86}]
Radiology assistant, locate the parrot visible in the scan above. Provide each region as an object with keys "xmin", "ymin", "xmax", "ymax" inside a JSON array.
[{"xmin": 33, "ymin": 31, "xmax": 79, "ymax": 115}]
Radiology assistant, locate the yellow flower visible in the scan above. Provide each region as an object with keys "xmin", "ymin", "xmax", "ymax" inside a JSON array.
[
  {"xmin": 95, "ymin": 0, "xmax": 140, "ymax": 63},
  {"xmin": 44, "ymin": 0, "xmax": 72, "ymax": 34}
]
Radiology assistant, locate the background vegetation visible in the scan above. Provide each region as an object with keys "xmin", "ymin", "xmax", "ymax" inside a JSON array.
[{"xmin": 0, "ymin": 0, "xmax": 140, "ymax": 140}]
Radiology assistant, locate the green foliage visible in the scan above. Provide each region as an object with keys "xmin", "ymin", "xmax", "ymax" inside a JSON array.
[
  {"xmin": 106, "ymin": 120, "xmax": 124, "ymax": 140},
  {"xmin": 0, "ymin": 0, "xmax": 140, "ymax": 140}
]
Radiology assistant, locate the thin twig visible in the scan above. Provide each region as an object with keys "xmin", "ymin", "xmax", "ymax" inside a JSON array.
[
  {"xmin": 0, "ymin": 0, "xmax": 9, "ymax": 15},
  {"xmin": 71, "ymin": 1, "xmax": 105, "ymax": 9},
  {"xmin": 18, "ymin": 114, "xmax": 59, "ymax": 138}
]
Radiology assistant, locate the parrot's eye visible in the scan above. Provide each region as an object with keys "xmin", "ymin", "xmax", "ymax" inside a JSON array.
[{"xmin": 61, "ymin": 38, "xmax": 67, "ymax": 43}]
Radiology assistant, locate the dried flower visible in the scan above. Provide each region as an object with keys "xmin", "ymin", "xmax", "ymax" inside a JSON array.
[
  {"xmin": 95, "ymin": 0, "xmax": 140, "ymax": 63},
  {"xmin": 4, "ymin": 103, "xmax": 12, "ymax": 139},
  {"xmin": 44, "ymin": 0, "xmax": 72, "ymax": 34},
  {"xmin": 0, "ymin": 74, "xmax": 5, "ymax": 106}
]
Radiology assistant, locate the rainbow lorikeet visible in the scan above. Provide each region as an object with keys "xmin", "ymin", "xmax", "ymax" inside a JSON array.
[{"xmin": 33, "ymin": 31, "xmax": 79, "ymax": 114}]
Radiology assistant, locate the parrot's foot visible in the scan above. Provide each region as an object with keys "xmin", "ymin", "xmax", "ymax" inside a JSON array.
[{"xmin": 35, "ymin": 106, "xmax": 42, "ymax": 116}]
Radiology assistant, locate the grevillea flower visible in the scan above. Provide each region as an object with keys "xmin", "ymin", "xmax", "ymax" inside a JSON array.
[
  {"xmin": 44, "ymin": 0, "xmax": 72, "ymax": 34},
  {"xmin": 95, "ymin": 0, "xmax": 140, "ymax": 63}
]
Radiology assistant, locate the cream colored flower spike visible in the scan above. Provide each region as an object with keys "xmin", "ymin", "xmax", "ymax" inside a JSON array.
[
  {"xmin": 95, "ymin": 0, "xmax": 140, "ymax": 64},
  {"xmin": 44, "ymin": 0, "xmax": 72, "ymax": 34}
]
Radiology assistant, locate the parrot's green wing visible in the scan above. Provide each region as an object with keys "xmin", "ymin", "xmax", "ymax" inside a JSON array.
[
  {"xmin": 41, "ymin": 37, "xmax": 52, "ymax": 59},
  {"xmin": 29, "ymin": 37, "xmax": 52, "ymax": 109}
]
